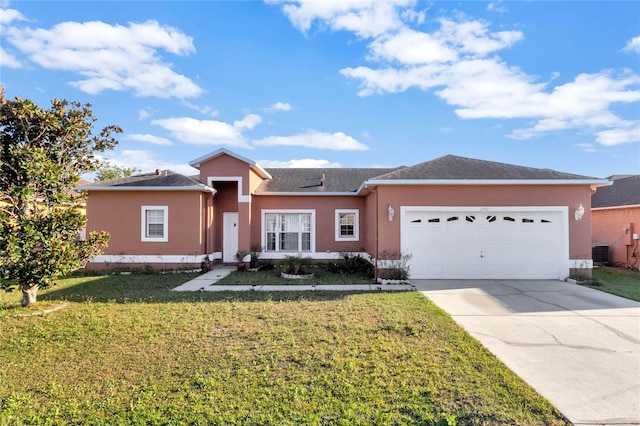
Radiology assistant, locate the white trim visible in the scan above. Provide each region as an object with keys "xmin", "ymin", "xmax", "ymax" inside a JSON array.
[
  {"xmin": 261, "ymin": 209, "xmax": 316, "ymax": 253},
  {"xmin": 368, "ymin": 179, "xmax": 608, "ymax": 186},
  {"xmin": 91, "ymin": 253, "xmax": 220, "ymax": 264},
  {"xmin": 207, "ymin": 176, "xmax": 251, "ymax": 203},
  {"xmin": 259, "ymin": 251, "xmax": 368, "ymax": 261},
  {"xmin": 592, "ymin": 204, "xmax": 640, "ymax": 211},
  {"xmin": 256, "ymin": 192, "xmax": 358, "ymax": 196},
  {"xmin": 78, "ymin": 185, "xmax": 215, "ymax": 193},
  {"xmin": 141, "ymin": 206, "xmax": 169, "ymax": 242},
  {"xmin": 400, "ymin": 206, "xmax": 570, "ymax": 280},
  {"xmin": 335, "ymin": 209, "xmax": 359, "ymax": 242},
  {"xmin": 359, "ymin": 178, "xmax": 608, "ymax": 194}
]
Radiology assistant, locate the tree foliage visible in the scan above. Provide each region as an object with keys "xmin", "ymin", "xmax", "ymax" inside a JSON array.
[
  {"xmin": 0, "ymin": 88, "xmax": 122, "ymax": 306},
  {"xmin": 95, "ymin": 163, "xmax": 140, "ymax": 182}
]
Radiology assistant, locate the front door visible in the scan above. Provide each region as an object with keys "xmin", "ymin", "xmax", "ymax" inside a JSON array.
[{"xmin": 223, "ymin": 212, "xmax": 239, "ymax": 263}]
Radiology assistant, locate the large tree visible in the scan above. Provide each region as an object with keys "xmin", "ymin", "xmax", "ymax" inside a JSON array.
[
  {"xmin": 95, "ymin": 163, "xmax": 140, "ymax": 182},
  {"xmin": 0, "ymin": 88, "xmax": 122, "ymax": 307}
]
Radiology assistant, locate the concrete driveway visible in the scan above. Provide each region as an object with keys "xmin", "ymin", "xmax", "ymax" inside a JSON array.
[{"xmin": 413, "ymin": 279, "xmax": 640, "ymax": 426}]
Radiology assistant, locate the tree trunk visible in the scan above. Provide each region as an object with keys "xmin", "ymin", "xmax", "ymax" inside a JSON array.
[{"xmin": 21, "ymin": 285, "xmax": 39, "ymax": 307}]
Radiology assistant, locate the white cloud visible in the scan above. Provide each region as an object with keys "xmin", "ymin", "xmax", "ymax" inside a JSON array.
[
  {"xmin": 235, "ymin": 113, "xmax": 262, "ymax": 131},
  {"xmin": 151, "ymin": 113, "xmax": 261, "ymax": 148},
  {"xmin": 487, "ymin": 2, "xmax": 508, "ymax": 13},
  {"xmin": 575, "ymin": 143, "xmax": 597, "ymax": 153},
  {"xmin": 624, "ymin": 36, "xmax": 640, "ymax": 54},
  {"xmin": 435, "ymin": 18, "xmax": 523, "ymax": 56},
  {"xmin": 104, "ymin": 149, "xmax": 198, "ymax": 176},
  {"xmin": 0, "ymin": 46, "xmax": 21, "ymax": 68},
  {"xmin": 265, "ymin": 101, "xmax": 292, "ymax": 112},
  {"xmin": 253, "ymin": 130, "xmax": 369, "ymax": 150},
  {"xmin": 181, "ymin": 101, "xmax": 219, "ymax": 117},
  {"xmin": 0, "ymin": 8, "xmax": 26, "ymax": 24},
  {"xmin": 4, "ymin": 18, "xmax": 203, "ymax": 98},
  {"xmin": 369, "ymin": 29, "xmax": 458, "ymax": 64},
  {"xmin": 274, "ymin": 0, "xmax": 411, "ymax": 38},
  {"xmin": 258, "ymin": 158, "xmax": 342, "ymax": 168},
  {"xmin": 138, "ymin": 108, "xmax": 152, "ymax": 121},
  {"xmin": 123, "ymin": 134, "xmax": 174, "ymax": 146},
  {"xmin": 280, "ymin": 2, "xmax": 638, "ymax": 147},
  {"xmin": 595, "ymin": 123, "xmax": 640, "ymax": 146}
]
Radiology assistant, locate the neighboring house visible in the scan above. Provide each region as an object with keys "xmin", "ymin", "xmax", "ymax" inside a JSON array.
[
  {"xmin": 78, "ymin": 148, "xmax": 607, "ymax": 279},
  {"xmin": 591, "ymin": 175, "xmax": 640, "ymax": 269}
]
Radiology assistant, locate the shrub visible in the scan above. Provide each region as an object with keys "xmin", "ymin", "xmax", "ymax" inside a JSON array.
[
  {"xmin": 281, "ymin": 255, "xmax": 311, "ymax": 275},
  {"xmin": 327, "ymin": 252, "xmax": 374, "ymax": 277},
  {"xmin": 378, "ymin": 250, "xmax": 413, "ymax": 281},
  {"xmin": 249, "ymin": 246, "xmax": 262, "ymax": 269}
]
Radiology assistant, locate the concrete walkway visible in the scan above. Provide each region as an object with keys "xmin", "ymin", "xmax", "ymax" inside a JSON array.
[
  {"xmin": 413, "ymin": 279, "xmax": 640, "ymax": 426},
  {"xmin": 172, "ymin": 266, "xmax": 414, "ymax": 292}
]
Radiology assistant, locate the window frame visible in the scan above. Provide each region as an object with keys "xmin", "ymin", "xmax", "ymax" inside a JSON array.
[
  {"xmin": 335, "ymin": 209, "xmax": 359, "ymax": 242},
  {"xmin": 141, "ymin": 206, "xmax": 169, "ymax": 242},
  {"xmin": 262, "ymin": 210, "xmax": 315, "ymax": 253}
]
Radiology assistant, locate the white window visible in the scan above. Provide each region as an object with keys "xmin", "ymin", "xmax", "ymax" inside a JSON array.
[
  {"xmin": 335, "ymin": 209, "xmax": 359, "ymax": 241},
  {"xmin": 141, "ymin": 206, "xmax": 168, "ymax": 242},
  {"xmin": 263, "ymin": 210, "xmax": 315, "ymax": 252}
]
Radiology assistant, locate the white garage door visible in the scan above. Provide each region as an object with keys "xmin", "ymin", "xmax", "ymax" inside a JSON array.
[{"xmin": 402, "ymin": 208, "xmax": 567, "ymax": 279}]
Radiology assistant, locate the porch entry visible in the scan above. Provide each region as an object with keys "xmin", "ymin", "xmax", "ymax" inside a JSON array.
[{"xmin": 223, "ymin": 212, "xmax": 239, "ymax": 263}]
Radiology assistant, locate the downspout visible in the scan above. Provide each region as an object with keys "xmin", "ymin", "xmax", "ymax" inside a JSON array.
[
  {"xmin": 203, "ymin": 193, "xmax": 209, "ymax": 257},
  {"xmin": 367, "ymin": 186, "xmax": 379, "ymax": 281}
]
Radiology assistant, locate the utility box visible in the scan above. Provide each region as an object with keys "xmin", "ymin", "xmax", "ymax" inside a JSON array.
[{"xmin": 592, "ymin": 245, "xmax": 609, "ymax": 264}]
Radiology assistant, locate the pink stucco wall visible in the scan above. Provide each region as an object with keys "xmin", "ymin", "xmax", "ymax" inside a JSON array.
[
  {"xmin": 592, "ymin": 207, "xmax": 640, "ymax": 267},
  {"xmin": 86, "ymin": 191, "xmax": 208, "ymax": 257},
  {"xmin": 372, "ymin": 184, "xmax": 594, "ymax": 260},
  {"xmin": 199, "ymin": 154, "xmax": 253, "ymax": 257},
  {"xmin": 250, "ymin": 196, "xmax": 368, "ymax": 253}
]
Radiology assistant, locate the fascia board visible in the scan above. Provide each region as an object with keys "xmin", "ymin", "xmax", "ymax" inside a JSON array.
[
  {"xmin": 77, "ymin": 185, "xmax": 216, "ymax": 193},
  {"xmin": 255, "ymin": 192, "xmax": 359, "ymax": 196},
  {"xmin": 362, "ymin": 179, "xmax": 610, "ymax": 186},
  {"xmin": 592, "ymin": 204, "xmax": 640, "ymax": 210}
]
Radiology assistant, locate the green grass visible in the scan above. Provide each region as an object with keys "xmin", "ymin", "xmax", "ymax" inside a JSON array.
[
  {"xmin": 218, "ymin": 266, "xmax": 374, "ymax": 285},
  {"xmin": 588, "ymin": 266, "xmax": 640, "ymax": 301},
  {"xmin": 0, "ymin": 274, "xmax": 569, "ymax": 425}
]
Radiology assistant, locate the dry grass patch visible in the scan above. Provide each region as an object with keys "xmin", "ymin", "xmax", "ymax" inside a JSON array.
[{"xmin": 0, "ymin": 274, "xmax": 569, "ymax": 425}]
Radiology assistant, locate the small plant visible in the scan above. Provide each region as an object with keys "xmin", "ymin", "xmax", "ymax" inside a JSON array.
[
  {"xmin": 281, "ymin": 255, "xmax": 311, "ymax": 275},
  {"xmin": 327, "ymin": 252, "xmax": 374, "ymax": 278},
  {"xmin": 378, "ymin": 250, "xmax": 413, "ymax": 281},
  {"xmin": 249, "ymin": 245, "xmax": 262, "ymax": 269},
  {"xmin": 201, "ymin": 255, "xmax": 213, "ymax": 272},
  {"xmin": 234, "ymin": 249, "xmax": 248, "ymax": 271}
]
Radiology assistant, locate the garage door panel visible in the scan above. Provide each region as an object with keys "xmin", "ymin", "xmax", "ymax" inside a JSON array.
[{"xmin": 404, "ymin": 209, "xmax": 565, "ymax": 279}]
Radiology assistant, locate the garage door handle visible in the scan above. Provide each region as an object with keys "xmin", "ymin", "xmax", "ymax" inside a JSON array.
[{"xmin": 480, "ymin": 252, "xmax": 485, "ymax": 258}]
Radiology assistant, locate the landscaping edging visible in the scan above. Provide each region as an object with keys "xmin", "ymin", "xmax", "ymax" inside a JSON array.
[{"xmin": 281, "ymin": 273, "xmax": 315, "ymax": 280}]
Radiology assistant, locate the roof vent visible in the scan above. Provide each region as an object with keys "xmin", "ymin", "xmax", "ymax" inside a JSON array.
[
  {"xmin": 155, "ymin": 169, "xmax": 162, "ymax": 175},
  {"xmin": 320, "ymin": 174, "xmax": 326, "ymax": 187}
]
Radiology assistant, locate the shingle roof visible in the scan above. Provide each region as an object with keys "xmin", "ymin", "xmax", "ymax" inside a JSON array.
[
  {"xmin": 79, "ymin": 170, "xmax": 213, "ymax": 191},
  {"xmin": 592, "ymin": 175, "xmax": 640, "ymax": 208},
  {"xmin": 256, "ymin": 167, "xmax": 402, "ymax": 193},
  {"xmin": 371, "ymin": 155, "xmax": 597, "ymax": 181}
]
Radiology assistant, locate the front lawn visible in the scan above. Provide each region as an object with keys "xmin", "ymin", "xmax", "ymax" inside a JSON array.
[
  {"xmin": 217, "ymin": 266, "xmax": 374, "ymax": 285},
  {"xmin": 0, "ymin": 274, "xmax": 568, "ymax": 425},
  {"xmin": 588, "ymin": 266, "xmax": 640, "ymax": 301}
]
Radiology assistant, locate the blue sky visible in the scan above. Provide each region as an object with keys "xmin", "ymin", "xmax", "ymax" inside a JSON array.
[{"xmin": 1, "ymin": 1, "xmax": 639, "ymax": 179}]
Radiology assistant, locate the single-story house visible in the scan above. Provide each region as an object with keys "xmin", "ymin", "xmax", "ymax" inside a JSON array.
[
  {"xmin": 591, "ymin": 175, "xmax": 640, "ymax": 269},
  {"xmin": 79, "ymin": 148, "xmax": 607, "ymax": 279}
]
